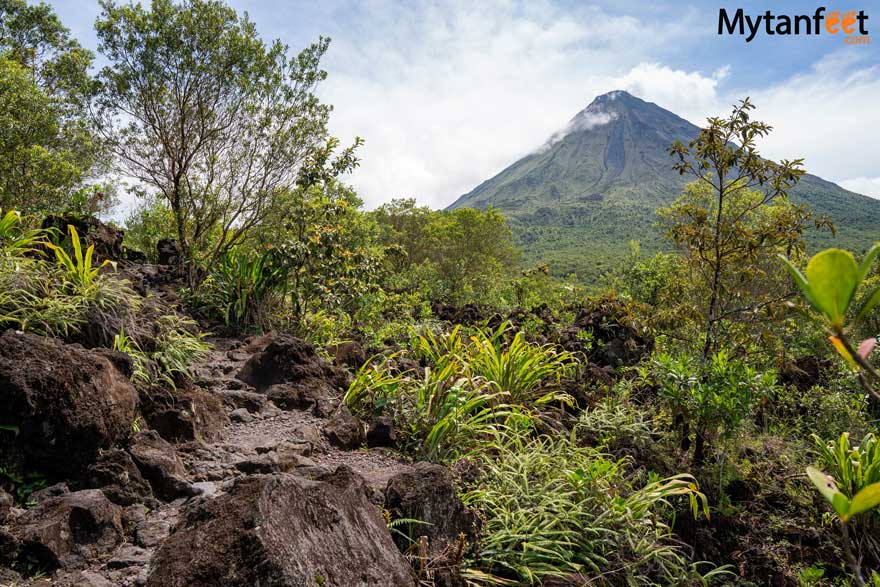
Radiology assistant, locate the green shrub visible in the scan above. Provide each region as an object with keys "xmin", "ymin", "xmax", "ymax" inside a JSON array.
[
  {"xmin": 654, "ymin": 350, "xmax": 776, "ymax": 464},
  {"xmin": 469, "ymin": 322, "xmax": 574, "ymax": 405},
  {"xmin": 188, "ymin": 248, "xmax": 289, "ymax": 332},
  {"xmin": 461, "ymin": 431, "xmax": 721, "ymax": 586}
]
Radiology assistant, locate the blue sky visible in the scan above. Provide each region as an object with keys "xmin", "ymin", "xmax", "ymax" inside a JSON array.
[{"xmin": 51, "ymin": 0, "xmax": 880, "ymax": 207}]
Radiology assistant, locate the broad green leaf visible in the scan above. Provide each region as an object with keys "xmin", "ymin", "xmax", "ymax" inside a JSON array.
[
  {"xmin": 806, "ymin": 467, "xmax": 851, "ymax": 517},
  {"xmin": 804, "ymin": 249, "xmax": 860, "ymax": 327},
  {"xmin": 848, "ymin": 481, "xmax": 880, "ymax": 518}
]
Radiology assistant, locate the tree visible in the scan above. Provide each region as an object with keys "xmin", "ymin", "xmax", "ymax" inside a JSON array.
[
  {"xmin": 0, "ymin": 0, "xmax": 101, "ymax": 213},
  {"xmin": 370, "ymin": 202, "xmax": 519, "ymax": 305},
  {"xmin": 664, "ymin": 98, "xmax": 823, "ymax": 363},
  {"xmin": 95, "ymin": 0, "xmax": 357, "ymax": 284}
]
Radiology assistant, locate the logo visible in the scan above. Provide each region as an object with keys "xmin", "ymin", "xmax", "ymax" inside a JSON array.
[{"xmin": 718, "ymin": 7, "xmax": 870, "ymax": 44}]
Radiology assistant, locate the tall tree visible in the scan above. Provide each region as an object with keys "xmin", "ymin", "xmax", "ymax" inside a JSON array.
[
  {"xmin": 95, "ymin": 0, "xmax": 355, "ymax": 284},
  {"xmin": 0, "ymin": 0, "xmax": 101, "ymax": 213},
  {"xmin": 664, "ymin": 98, "xmax": 820, "ymax": 363}
]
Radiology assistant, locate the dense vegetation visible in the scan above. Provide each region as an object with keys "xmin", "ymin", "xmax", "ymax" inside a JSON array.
[{"xmin": 1, "ymin": 1, "xmax": 879, "ymax": 586}]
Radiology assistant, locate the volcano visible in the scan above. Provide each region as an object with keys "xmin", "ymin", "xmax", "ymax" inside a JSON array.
[{"xmin": 449, "ymin": 91, "xmax": 880, "ymax": 278}]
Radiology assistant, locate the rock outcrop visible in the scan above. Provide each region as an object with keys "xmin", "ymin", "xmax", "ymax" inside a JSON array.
[
  {"xmin": 0, "ymin": 331, "xmax": 138, "ymax": 481},
  {"xmin": 146, "ymin": 468, "xmax": 415, "ymax": 587},
  {"xmin": 1, "ymin": 490, "xmax": 123, "ymax": 572}
]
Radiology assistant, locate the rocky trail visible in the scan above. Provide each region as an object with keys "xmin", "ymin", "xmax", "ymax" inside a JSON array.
[{"xmin": 0, "ymin": 330, "xmax": 476, "ymax": 587}]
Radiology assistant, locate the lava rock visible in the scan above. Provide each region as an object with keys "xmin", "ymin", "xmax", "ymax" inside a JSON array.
[
  {"xmin": 139, "ymin": 384, "xmax": 228, "ymax": 443},
  {"xmin": 385, "ymin": 462, "xmax": 480, "ymax": 555},
  {"xmin": 42, "ymin": 215, "xmax": 124, "ymax": 262},
  {"xmin": 145, "ymin": 468, "xmax": 415, "ymax": 587},
  {"xmin": 323, "ymin": 406, "xmax": 364, "ymax": 449},
  {"xmin": 236, "ymin": 333, "xmax": 351, "ymax": 392},
  {"xmin": 265, "ymin": 381, "xmax": 337, "ymax": 416},
  {"xmin": 5, "ymin": 489, "xmax": 123, "ymax": 572},
  {"xmin": 128, "ymin": 430, "xmax": 197, "ymax": 501},
  {"xmin": 366, "ymin": 416, "xmax": 397, "ymax": 448},
  {"xmin": 85, "ymin": 449, "xmax": 156, "ymax": 507},
  {"xmin": 0, "ymin": 331, "xmax": 138, "ymax": 482}
]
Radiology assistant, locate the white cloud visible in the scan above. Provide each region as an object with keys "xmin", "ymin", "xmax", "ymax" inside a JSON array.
[
  {"xmin": 839, "ymin": 177, "xmax": 880, "ymax": 199},
  {"xmin": 316, "ymin": 0, "xmax": 704, "ymax": 208},
  {"xmin": 608, "ymin": 63, "xmax": 726, "ymax": 125},
  {"xmin": 744, "ymin": 52, "xmax": 880, "ymax": 190}
]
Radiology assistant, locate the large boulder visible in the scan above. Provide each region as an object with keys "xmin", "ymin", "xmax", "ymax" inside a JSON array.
[
  {"xmin": 84, "ymin": 449, "xmax": 155, "ymax": 507},
  {"xmin": 146, "ymin": 468, "xmax": 415, "ymax": 587},
  {"xmin": 128, "ymin": 430, "xmax": 197, "ymax": 501},
  {"xmin": 236, "ymin": 334, "xmax": 351, "ymax": 392},
  {"xmin": 42, "ymin": 215, "xmax": 124, "ymax": 262},
  {"xmin": 2, "ymin": 489, "xmax": 123, "ymax": 572},
  {"xmin": 385, "ymin": 463, "xmax": 480, "ymax": 587},
  {"xmin": 323, "ymin": 406, "xmax": 365, "ymax": 450},
  {"xmin": 0, "ymin": 331, "xmax": 138, "ymax": 481},
  {"xmin": 385, "ymin": 463, "xmax": 479, "ymax": 554},
  {"xmin": 139, "ymin": 384, "xmax": 228, "ymax": 443}
]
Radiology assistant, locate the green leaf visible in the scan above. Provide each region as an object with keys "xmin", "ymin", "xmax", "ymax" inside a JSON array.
[
  {"xmin": 806, "ymin": 467, "xmax": 851, "ymax": 517},
  {"xmin": 804, "ymin": 249, "xmax": 860, "ymax": 327},
  {"xmin": 849, "ymin": 481, "xmax": 880, "ymax": 518},
  {"xmin": 856, "ymin": 243, "xmax": 880, "ymax": 285},
  {"xmin": 780, "ymin": 255, "xmax": 816, "ymax": 310},
  {"xmin": 856, "ymin": 286, "xmax": 880, "ymax": 324}
]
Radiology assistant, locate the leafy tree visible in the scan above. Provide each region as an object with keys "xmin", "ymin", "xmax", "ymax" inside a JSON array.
[
  {"xmin": 371, "ymin": 201, "xmax": 518, "ymax": 305},
  {"xmin": 95, "ymin": 0, "xmax": 358, "ymax": 284},
  {"xmin": 663, "ymin": 98, "xmax": 825, "ymax": 362},
  {"xmin": 261, "ymin": 178, "xmax": 379, "ymax": 323},
  {"xmin": 0, "ymin": 0, "xmax": 101, "ymax": 213},
  {"xmin": 123, "ymin": 196, "xmax": 177, "ymax": 262}
]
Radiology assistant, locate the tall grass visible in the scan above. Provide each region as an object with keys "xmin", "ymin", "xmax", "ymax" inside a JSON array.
[
  {"xmin": 469, "ymin": 322, "xmax": 574, "ymax": 405},
  {"xmin": 461, "ymin": 431, "xmax": 722, "ymax": 586},
  {"xmin": 345, "ymin": 323, "xmax": 573, "ymax": 459}
]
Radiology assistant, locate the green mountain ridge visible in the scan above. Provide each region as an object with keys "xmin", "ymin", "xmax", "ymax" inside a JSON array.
[{"xmin": 449, "ymin": 90, "xmax": 880, "ymax": 278}]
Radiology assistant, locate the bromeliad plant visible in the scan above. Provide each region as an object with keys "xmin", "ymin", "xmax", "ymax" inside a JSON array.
[
  {"xmin": 783, "ymin": 245, "xmax": 880, "ymax": 585},
  {"xmin": 45, "ymin": 224, "xmax": 114, "ymax": 290},
  {"xmin": 781, "ymin": 245, "xmax": 880, "ymax": 399},
  {"xmin": 807, "ymin": 432, "xmax": 880, "ymax": 586},
  {"xmin": 0, "ymin": 209, "xmax": 45, "ymax": 256},
  {"xmin": 192, "ymin": 249, "xmax": 290, "ymax": 332},
  {"xmin": 469, "ymin": 322, "xmax": 575, "ymax": 406}
]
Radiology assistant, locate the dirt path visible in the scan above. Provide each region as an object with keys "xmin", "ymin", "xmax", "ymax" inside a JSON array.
[{"xmin": 27, "ymin": 335, "xmax": 414, "ymax": 587}]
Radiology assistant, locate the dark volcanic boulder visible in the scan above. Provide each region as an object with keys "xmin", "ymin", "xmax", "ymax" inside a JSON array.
[
  {"xmin": 557, "ymin": 296, "xmax": 653, "ymax": 368},
  {"xmin": 236, "ymin": 333, "xmax": 351, "ymax": 393},
  {"xmin": 366, "ymin": 416, "xmax": 397, "ymax": 448},
  {"xmin": 128, "ymin": 430, "xmax": 197, "ymax": 501},
  {"xmin": 266, "ymin": 381, "xmax": 337, "ymax": 417},
  {"xmin": 42, "ymin": 215, "xmax": 124, "ymax": 262},
  {"xmin": 385, "ymin": 462, "xmax": 479, "ymax": 555},
  {"xmin": 323, "ymin": 406, "xmax": 364, "ymax": 450},
  {"xmin": 146, "ymin": 468, "xmax": 415, "ymax": 587},
  {"xmin": 156, "ymin": 238, "xmax": 180, "ymax": 266},
  {"xmin": 85, "ymin": 449, "xmax": 156, "ymax": 507},
  {"xmin": 0, "ymin": 331, "xmax": 138, "ymax": 481},
  {"xmin": 139, "ymin": 384, "xmax": 228, "ymax": 443},
  {"xmin": 779, "ymin": 355, "xmax": 832, "ymax": 392},
  {"xmin": 3, "ymin": 489, "xmax": 123, "ymax": 572}
]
